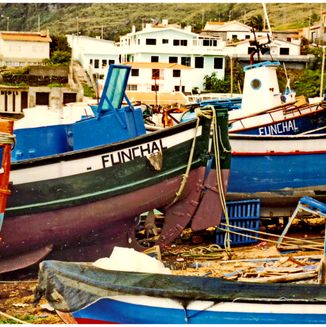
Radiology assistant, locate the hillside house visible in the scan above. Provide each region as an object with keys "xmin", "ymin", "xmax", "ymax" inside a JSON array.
[
  {"xmin": 118, "ymin": 19, "xmax": 226, "ymax": 90},
  {"xmin": 203, "ymin": 20, "xmax": 268, "ymax": 41},
  {"xmin": 0, "ymin": 31, "xmax": 51, "ymax": 67},
  {"xmin": 302, "ymin": 11, "xmax": 326, "ymax": 44},
  {"xmin": 124, "ymin": 62, "xmax": 192, "ymax": 105},
  {"xmin": 225, "ymin": 36, "xmax": 313, "ymax": 69},
  {"xmin": 66, "ymin": 35, "xmax": 119, "ymax": 78}
]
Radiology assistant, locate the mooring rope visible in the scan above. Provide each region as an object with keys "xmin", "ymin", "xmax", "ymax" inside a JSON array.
[
  {"xmin": 204, "ymin": 105, "xmax": 232, "ymax": 256},
  {"xmin": 0, "ymin": 131, "xmax": 16, "ymax": 148}
]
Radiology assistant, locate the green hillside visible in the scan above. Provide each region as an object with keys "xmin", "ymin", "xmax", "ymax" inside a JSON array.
[{"xmin": 0, "ymin": 3, "xmax": 323, "ymax": 40}]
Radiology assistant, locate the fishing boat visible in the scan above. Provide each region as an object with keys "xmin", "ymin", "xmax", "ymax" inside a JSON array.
[
  {"xmin": 0, "ymin": 120, "xmax": 14, "ymax": 231},
  {"xmin": 35, "ymin": 259, "xmax": 326, "ymax": 324},
  {"xmin": 181, "ymin": 60, "xmax": 326, "ymax": 136},
  {"xmin": 227, "ymin": 132, "xmax": 326, "ymax": 218},
  {"xmin": 0, "ymin": 65, "xmax": 231, "ymax": 274}
]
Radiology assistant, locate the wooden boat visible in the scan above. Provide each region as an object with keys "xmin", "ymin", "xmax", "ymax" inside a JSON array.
[
  {"xmin": 0, "ymin": 120, "xmax": 14, "ymax": 231},
  {"xmin": 35, "ymin": 259, "xmax": 326, "ymax": 324},
  {"xmin": 0, "ymin": 65, "xmax": 231, "ymax": 274},
  {"xmin": 182, "ymin": 61, "xmax": 326, "ymax": 136},
  {"xmin": 227, "ymin": 132, "xmax": 326, "ymax": 217}
]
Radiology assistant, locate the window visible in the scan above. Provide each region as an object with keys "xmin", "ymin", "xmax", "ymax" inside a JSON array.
[
  {"xmin": 232, "ymin": 35, "xmax": 237, "ymax": 40},
  {"xmin": 181, "ymin": 57, "xmax": 190, "ymax": 66},
  {"xmin": 245, "ymin": 35, "xmax": 250, "ymax": 39},
  {"xmin": 173, "ymin": 39, "xmax": 188, "ymax": 46},
  {"xmin": 89, "ymin": 59, "xmax": 93, "ymax": 65},
  {"xmin": 131, "ymin": 69, "xmax": 139, "ymax": 76},
  {"xmin": 173, "ymin": 70, "xmax": 181, "ymax": 78},
  {"xmin": 151, "ymin": 56, "xmax": 159, "ymax": 62},
  {"xmin": 195, "ymin": 57, "xmax": 204, "ymax": 69},
  {"xmin": 214, "ymin": 58, "xmax": 223, "ymax": 69},
  {"xmin": 174, "ymin": 85, "xmax": 180, "ymax": 91},
  {"xmin": 109, "ymin": 60, "xmax": 115, "ymax": 65},
  {"xmin": 94, "ymin": 59, "xmax": 99, "ymax": 69},
  {"xmin": 152, "ymin": 69, "xmax": 160, "ymax": 79},
  {"xmin": 280, "ymin": 47, "xmax": 290, "ymax": 55},
  {"xmin": 146, "ymin": 38, "xmax": 156, "ymax": 45},
  {"xmin": 286, "ymin": 37, "xmax": 291, "ymax": 42},
  {"xmin": 127, "ymin": 85, "xmax": 138, "ymax": 91},
  {"xmin": 102, "ymin": 59, "xmax": 107, "ymax": 68},
  {"xmin": 162, "ymin": 39, "xmax": 169, "ymax": 44},
  {"xmin": 152, "ymin": 84, "xmax": 159, "ymax": 91},
  {"xmin": 203, "ymin": 39, "xmax": 210, "ymax": 46},
  {"xmin": 169, "ymin": 56, "xmax": 178, "ymax": 63}
]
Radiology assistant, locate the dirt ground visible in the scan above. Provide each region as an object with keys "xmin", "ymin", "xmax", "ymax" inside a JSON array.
[
  {"xmin": 0, "ymin": 280, "xmax": 62, "ymax": 324},
  {"xmin": 0, "ymin": 222, "xmax": 324, "ymax": 324}
]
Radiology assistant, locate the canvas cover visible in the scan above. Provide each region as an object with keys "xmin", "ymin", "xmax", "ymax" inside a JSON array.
[{"xmin": 35, "ymin": 260, "xmax": 326, "ymax": 313}]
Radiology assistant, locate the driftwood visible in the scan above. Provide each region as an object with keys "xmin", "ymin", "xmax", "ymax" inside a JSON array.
[{"xmin": 238, "ymin": 271, "xmax": 317, "ymax": 283}]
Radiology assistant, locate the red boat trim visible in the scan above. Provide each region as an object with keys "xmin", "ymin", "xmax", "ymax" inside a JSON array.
[
  {"xmin": 75, "ymin": 317, "xmax": 116, "ymax": 324},
  {"xmin": 232, "ymin": 150, "xmax": 326, "ymax": 156}
]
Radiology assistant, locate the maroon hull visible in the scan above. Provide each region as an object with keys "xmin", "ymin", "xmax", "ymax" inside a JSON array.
[{"xmin": 0, "ymin": 167, "xmax": 208, "ymax": 272}]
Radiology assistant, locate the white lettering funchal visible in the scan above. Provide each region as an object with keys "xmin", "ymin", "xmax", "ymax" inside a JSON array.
[
  {"xmin": 258, "ymin": 120, "xmax": 297, "ymax": 135},
  {"xmin": 101, "ymin": 139, "xmax": 167, "ymax": 168}
]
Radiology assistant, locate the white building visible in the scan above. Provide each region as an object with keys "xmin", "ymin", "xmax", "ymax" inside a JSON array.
[
  {"xmin": 302, "ymin": 11, "xmax": 326, "ymax": 44},
  {"xmin": 118, "ymin": 19, "xmax": 226, "ymax": 91},
  {"xmin": 0, "ymin": 31, "xmax": 51, "ymax": 66},
  {"xmin": 66, "ymin": 34, "xmax": 120, "ymax": 78},
  {"xmin": 124, "ymin": 62, "xmax": 193, "ymax": 105},
  {"xmin": 203, "ymin": 20, "xmax": 268, "ymax": 42}
]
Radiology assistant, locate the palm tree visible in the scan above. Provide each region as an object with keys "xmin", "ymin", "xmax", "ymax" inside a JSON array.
[{"xmin": 246, "ymin": 14, "xmax": 264, "ymax": 31}]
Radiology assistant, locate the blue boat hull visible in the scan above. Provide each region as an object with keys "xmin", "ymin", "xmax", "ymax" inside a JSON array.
[
  {"xmin": 72, "ymin": 296, "xmax": 326, "ymax": 324},
  {"xmin": 228, "ymin": 153, "xmax": 326, "ymax": 193}
]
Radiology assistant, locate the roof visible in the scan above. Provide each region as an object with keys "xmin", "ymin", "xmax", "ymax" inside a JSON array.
[
  {"xmin": 127, "ymin": 91, "xmax": 187, "ymax": 105},
  {"xmin": 123, "ymin": 62, "xmax": 192, "ymax": 70},
  {"xmin": 0, "ymin": 31, "xmax": 51, "ymax": 42}
]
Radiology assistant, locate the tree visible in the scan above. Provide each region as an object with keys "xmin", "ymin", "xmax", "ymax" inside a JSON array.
[{"xmin": 246, "ymin": 14, "xmax": 264, "ymax": 31}]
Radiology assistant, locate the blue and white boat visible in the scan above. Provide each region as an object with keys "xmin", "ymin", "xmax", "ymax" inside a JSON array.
[
  {"xmin": 35, "ymin": 259, "xmax": 326, "ymax": 324},
  {"xmin": 182, "ymin": 61, "xmax": 326, "ymax": 136},
  {"xmin": 228, "ymin": 61, "xmax": 326, "ymax": 136},
  {"xmin": 227, "ymin": 132, "xmax": 326, "ymax": 216}
]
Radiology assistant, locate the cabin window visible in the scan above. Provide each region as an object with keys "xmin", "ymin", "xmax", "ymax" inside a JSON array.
[
  {"xmin": 151, "ymin": 56, "xmax": 159, "ymax": 62},
  {"xmin": 131, "ymin": 69, "xmax": 139, "ymax": 76},
  {"xmin": 250, "ymin": 79, "xmax": 261, "ymax": 90},
  {"xmin": 146, "ymin": 38, "xmax": 156, "ymax": 45},
  {"xmin": 214, "ymin": 57, "xmax": 223, "ymax": 69},
  {"xmin": 195, "ymin": 57, "xmax": 204, "ymax": 68},
  {"xmin": 280, "ymin": 47, "xmax": 290, "ymax": 55},
  {"xmin": 169, "ymin": 56, "xmax": 178, "ymax": 63},
  {"xmin": 173, "ymin": 70, "xmax": 181, "ymax": 78}
]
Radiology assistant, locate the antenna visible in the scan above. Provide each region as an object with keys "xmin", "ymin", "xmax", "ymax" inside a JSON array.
[{"xmin": 262, "ymin": 3, "xmax": 273, "ymax": 40}]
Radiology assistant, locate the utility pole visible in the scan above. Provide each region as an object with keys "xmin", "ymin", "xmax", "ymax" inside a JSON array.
[
  {"xmin": 38, "ymin": 15, "xmax": 40, "ymax": 32},
  {"xmin": 76, "ymin": 16, "xmax": 79, "ymax": 35}
]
